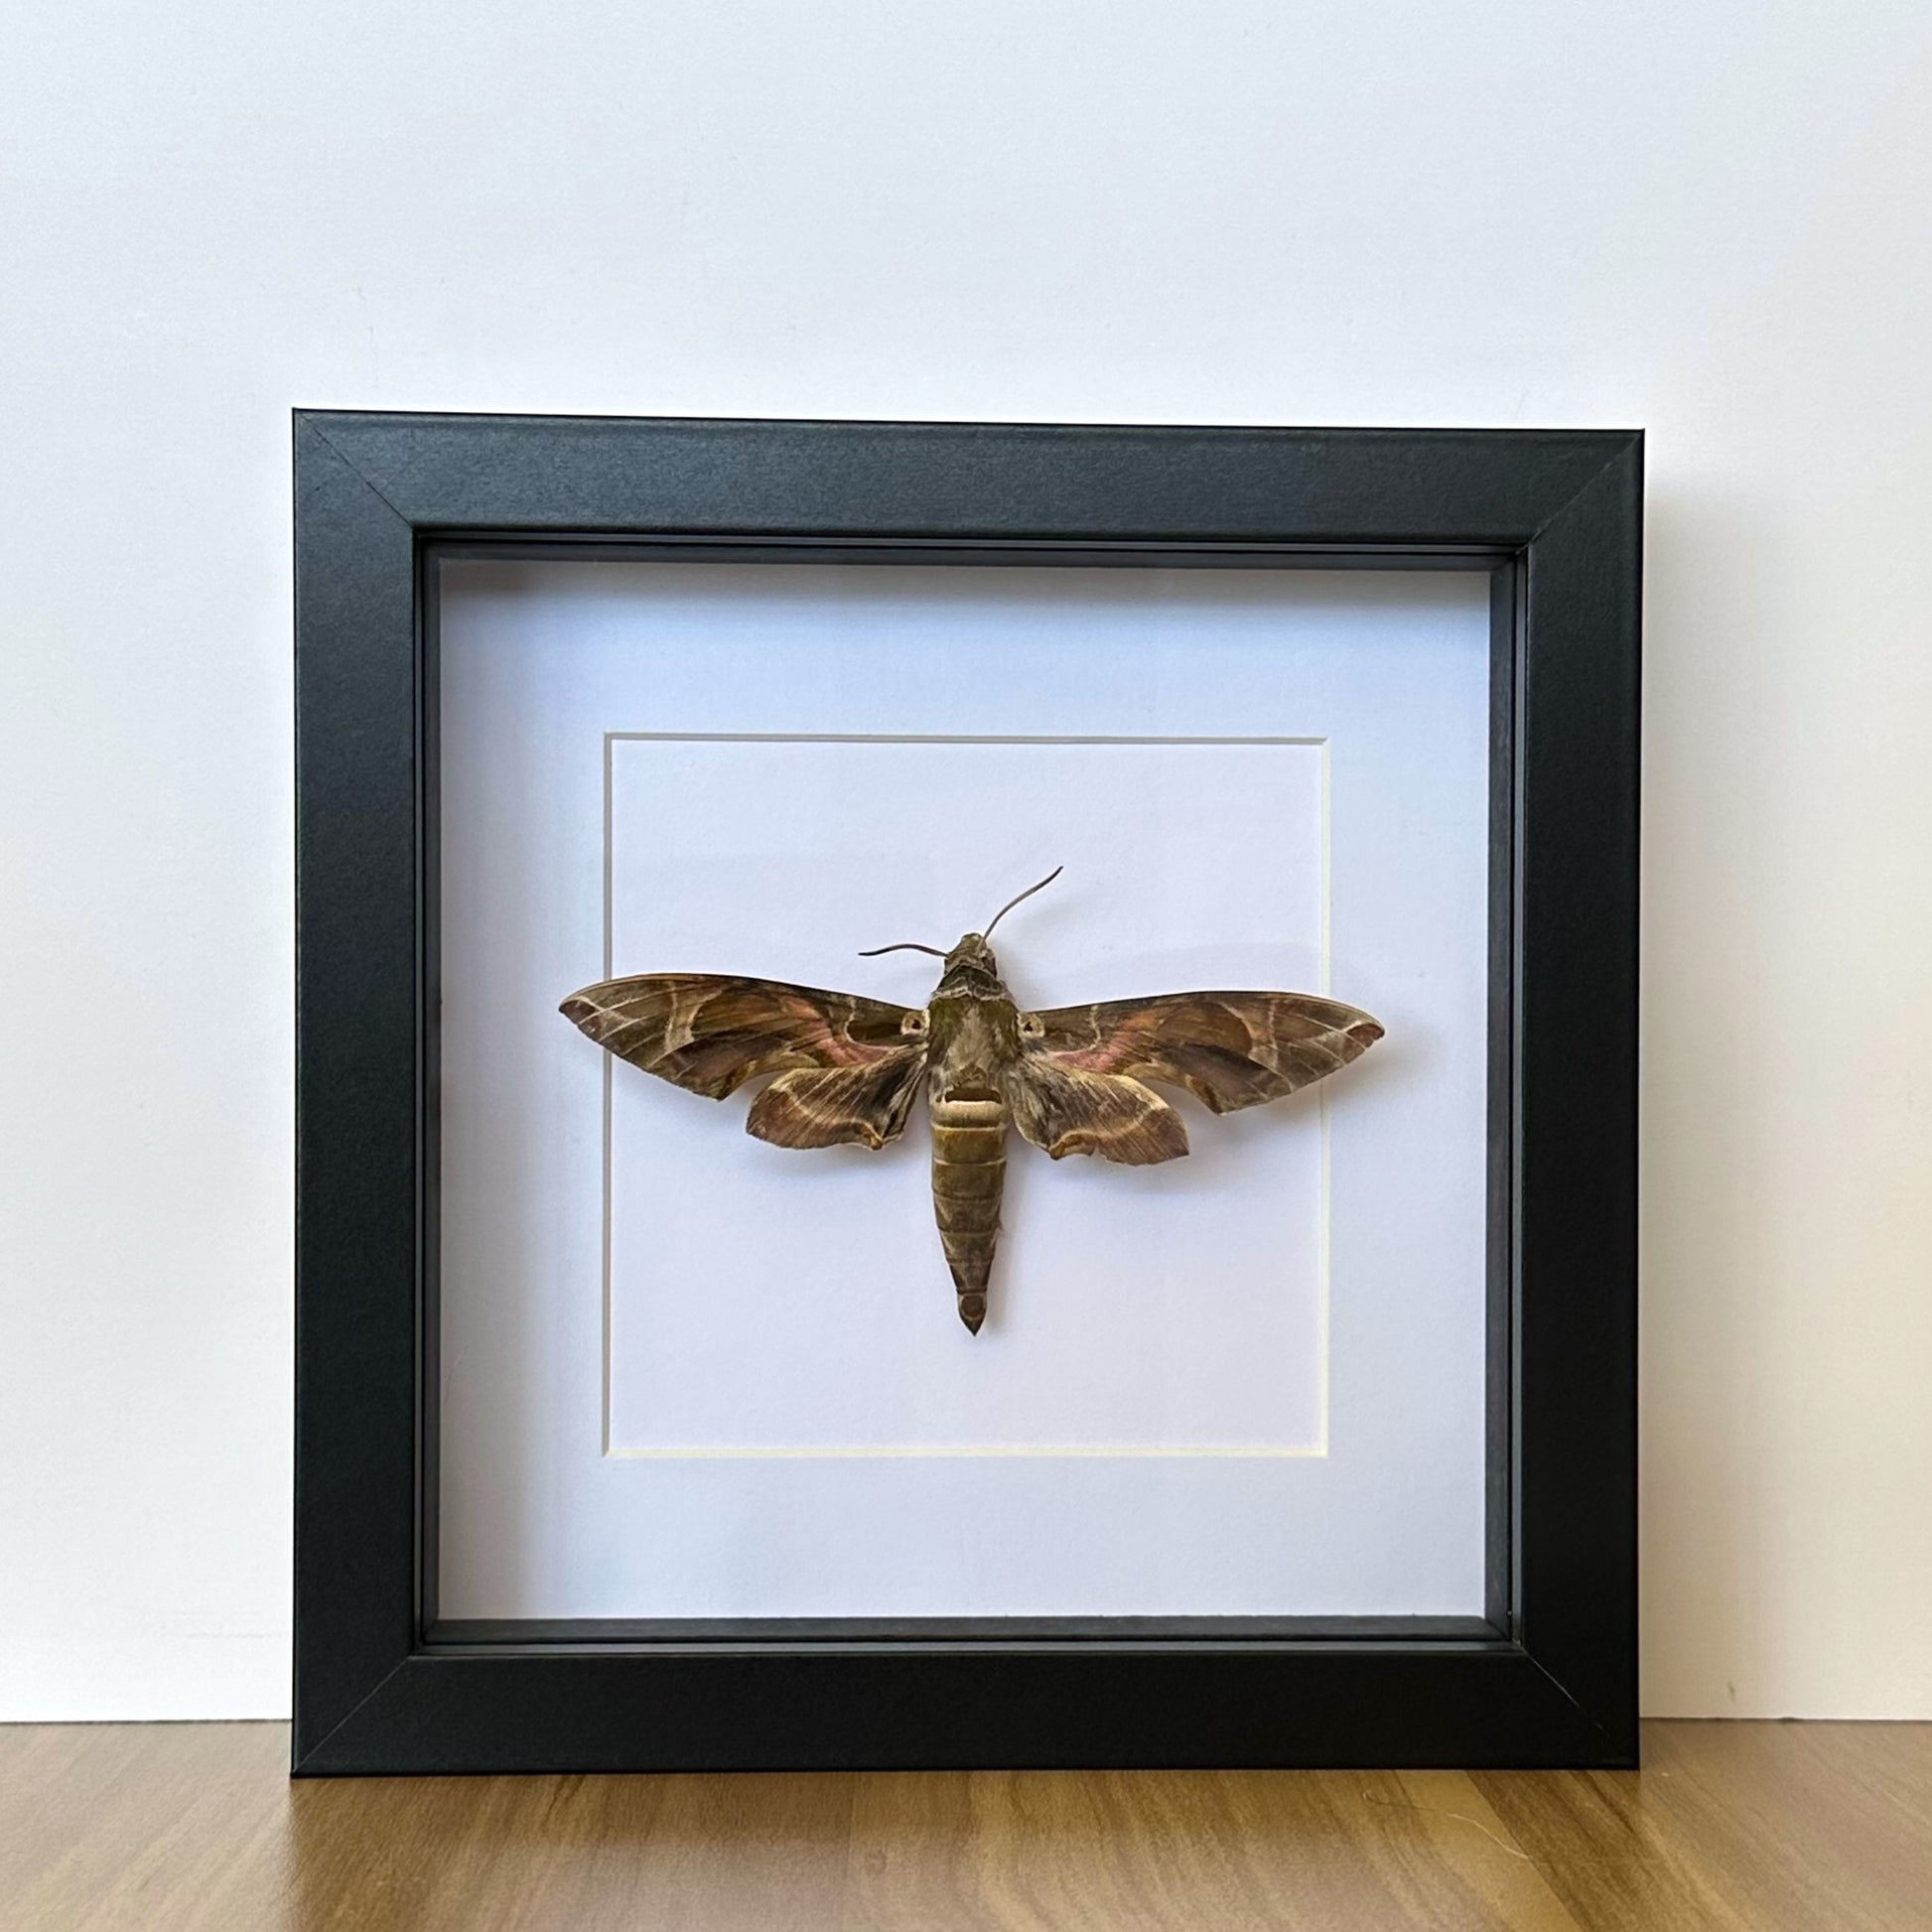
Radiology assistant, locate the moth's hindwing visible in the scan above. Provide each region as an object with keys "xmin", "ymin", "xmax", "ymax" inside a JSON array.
[
  {"xmin": 1004, "ymin": 1059, "xmax": 1188, "ymax": 1165},
  {"xmin": 1008, "ymin": 990, "xmax": 1383, "ymax": 1164},
  {"xmin": 746, "ymin": 1055, "xmax": 927, "ymax": 1151},
  {"xmin": 560, "ymin": 972, "xmax": 928, "ymax": 1149}
]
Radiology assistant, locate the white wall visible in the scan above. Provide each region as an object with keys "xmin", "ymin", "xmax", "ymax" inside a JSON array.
[{"xmin": 4, "ymin": 0, "xmax": 1928, "ymax": 1721}]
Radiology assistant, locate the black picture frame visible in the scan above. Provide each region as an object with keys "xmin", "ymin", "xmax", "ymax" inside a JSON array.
[{"xmin": 293, "ymin": 412, "xmax": 1640, "ymax": 1774}]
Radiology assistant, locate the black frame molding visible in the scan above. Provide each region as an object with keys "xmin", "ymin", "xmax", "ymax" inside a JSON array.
[{"xmin": 293, "ymin": 413, "xmax": 1640, "ymax": 1773}]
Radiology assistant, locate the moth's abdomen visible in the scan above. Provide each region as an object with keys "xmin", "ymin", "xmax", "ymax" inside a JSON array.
[{"xmin": 929, "ymin": 1092, "xmax": 1007, "ymax": 1334}]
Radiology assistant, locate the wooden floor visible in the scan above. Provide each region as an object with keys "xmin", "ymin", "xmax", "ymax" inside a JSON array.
[{"xmin": 2, "ymin": 1723, "xmax": 1929, "ymax": 1930}]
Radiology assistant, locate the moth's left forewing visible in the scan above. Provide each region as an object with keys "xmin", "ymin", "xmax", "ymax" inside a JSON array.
[
  {"xmin": 559, "ymin": 971, "xmax": 926, "ymax": 1121},
  {"xmin": 1022, "ymin": 990, "xmax": 1383, "ymax": 1115}
]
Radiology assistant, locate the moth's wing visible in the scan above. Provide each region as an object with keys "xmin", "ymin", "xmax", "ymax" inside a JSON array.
[
  {"xmin": 1022, "ymin": 991, "xmax": 1383, "ymax": 1116},
  {"xmin": 560, "ymin": 972, "xmax": 924, "ymax": 1109},
  {"xmin": 746, "ymin": 1051, "xmax": 928, "ymax": 1151},
  {"xmin": 1005, "ymin": 1058, "xmax": 1190, "ymax": 1166}
]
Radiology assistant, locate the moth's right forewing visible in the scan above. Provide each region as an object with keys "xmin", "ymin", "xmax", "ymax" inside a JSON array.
[{"xmin": 1024, "ymin": 991, "xmax": 1383, "ymax": 1114}]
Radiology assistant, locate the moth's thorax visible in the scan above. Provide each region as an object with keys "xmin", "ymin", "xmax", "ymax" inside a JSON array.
[{"xmin": 926, "ymin": 935, "xmax": 1023, "ymax": 1094}]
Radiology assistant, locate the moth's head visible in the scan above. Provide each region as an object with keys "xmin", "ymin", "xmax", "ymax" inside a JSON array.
[{"xmin": 945, "ymin": 931, "xmax": 999, "ymax": 975}]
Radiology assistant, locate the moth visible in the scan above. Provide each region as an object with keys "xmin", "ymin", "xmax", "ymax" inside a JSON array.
[{"xmin": 560, "ymin": 870, "xmax": 1383, "ymax": 1333}]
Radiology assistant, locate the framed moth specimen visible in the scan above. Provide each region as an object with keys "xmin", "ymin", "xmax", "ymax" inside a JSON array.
[
  {"xmin": 560, "ymin": 866, "xmax": 1383, "ymax": 1331},
  {"xmin": 294, "ymin": 413, "xmax": 1640, "ymax": 1774}
]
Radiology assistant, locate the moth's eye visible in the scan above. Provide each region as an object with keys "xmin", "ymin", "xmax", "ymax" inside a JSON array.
[
  {"xmin": 1020, "ymin": 1016, "xmax": 1043, "ymax": 1038},
  {"xmin": 902, "ymin": 1013, "xmax": 928, "ymax": 1035}
]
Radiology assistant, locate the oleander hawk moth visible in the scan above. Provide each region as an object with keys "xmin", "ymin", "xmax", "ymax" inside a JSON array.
[{"xmin": 560, "ymin": 870, "xmax": 1383, "ymax": 1333}]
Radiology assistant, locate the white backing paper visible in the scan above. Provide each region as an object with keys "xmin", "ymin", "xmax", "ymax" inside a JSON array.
[{"xmin": 438, "ymin": 562, "xmax": 1491, "ymax": 1619}]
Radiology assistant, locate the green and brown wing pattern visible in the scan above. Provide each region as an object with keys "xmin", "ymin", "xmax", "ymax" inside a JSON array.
[
  {"xmin": 744, "ymin": 1059, "xmax": 927, "ymax": 1151},
  {"xmin": 1008, "ymin": 990, "xmax": 1382, "ymax": 1165},
  {"xmin": 560, "ymin": 973, "xmax": 927, "ymax": 1151},
  {"xmin": 1004, "ymin": 1059, "xmax": 1189, "ymax": 1165}
]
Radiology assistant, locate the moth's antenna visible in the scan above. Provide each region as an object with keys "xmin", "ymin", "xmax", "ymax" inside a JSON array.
[
  {"xmin": 859, "ymin": 940, "xmax": 947, "ymax": 957},
  {"xmin": 983, "ymin": 865, "xmax": 1063, "ymax": 938}
]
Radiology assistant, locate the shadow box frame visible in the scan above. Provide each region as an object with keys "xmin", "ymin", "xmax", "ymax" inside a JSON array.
[{"xmin": 292, "ymin": 411, "xmax": 1640, "ymax": 1775}]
